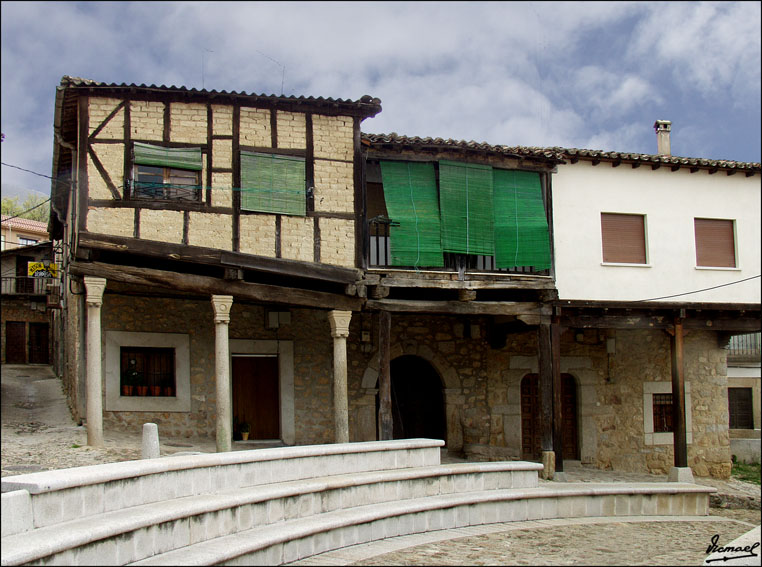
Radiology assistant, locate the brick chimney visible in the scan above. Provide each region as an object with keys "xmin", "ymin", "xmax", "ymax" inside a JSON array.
[{"xmin": 654, "ymin": 120, "xmax": 671, "ymax": 156}]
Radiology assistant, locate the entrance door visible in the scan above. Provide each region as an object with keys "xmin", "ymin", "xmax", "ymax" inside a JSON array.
[
  {"xmin": 5, "ymin": 322, "xmax": 26, "ymax": 363},
  {"xmin": 232, "ymin": 356, "xmax": 280, "ymax": 440},
  {"xmin": 29, "ymin": 322, "xmax": 49, "ymax": 364},
  {"xmin": 15, "ymin": 256, "xmax": 34, "ymax": 294},
  {"xmin": 386, "ymin": 355, "xmax": 446, "ymax": 441},
  {"xmin": 521, "ymin": 373, "xmax": 579, "ymax": 460}
]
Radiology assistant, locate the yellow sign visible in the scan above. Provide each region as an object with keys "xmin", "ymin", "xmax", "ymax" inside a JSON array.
[{"xmin": 27, "ymin": 262, "xmax": 58, "ymax": 278}]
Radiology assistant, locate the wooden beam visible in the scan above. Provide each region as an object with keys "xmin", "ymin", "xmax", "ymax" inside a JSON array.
[
  {"xmin": 366, "ymin": 299, "xmax": 550, "ymax": 317},
  {"xmin": 551, "ymin": 318, "xmax": 563, "ymax": 472},
  {"xmin": 670, "ymin": 318, "xmax": 688, "ymax": 468},
  {"xmin": 378, "ymin": 275, "xmax": 556, "ymax": 291},
  {"xmin": 69, "ymin": 261, "xmax": 363, "ymax": 311},
  {"xmin": 538, "ymin": 322, "xmax": 553, "ymax": 452}
]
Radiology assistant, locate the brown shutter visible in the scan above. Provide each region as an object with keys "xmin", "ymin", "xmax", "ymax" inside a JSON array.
[
  {"xmin": 694, "ymin": 218, "xmax": 736, "ymax": 267},
  {"xmin": 600, "ymin": 213, "xmax": 646, "ymax": 264}
]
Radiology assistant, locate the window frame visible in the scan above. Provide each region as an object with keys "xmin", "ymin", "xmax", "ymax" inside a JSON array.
[
  {"xmin": 643, "ymin": 381, "xmax": 692, "ymax": 446},
  {"xmin": 239, "ymin": 151, "xmax": 307, "ymax": 216},
  {"xmin": 600, "ymin": 212, "xmax": 649, "ymax": 266},
  {"xmin": 694, "ymin": 217, "xmax": 737, "ymax": 269},
  {"xmin": 132, "ymin": 163, "xmax": 202, "ymax": 202},
  {"xmin": 120, "ymin": 346, "xmax": 176, "ymax": 398}
]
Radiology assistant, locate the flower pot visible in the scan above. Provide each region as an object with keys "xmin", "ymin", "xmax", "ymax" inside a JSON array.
[
  {"xmin": 121, "ymin": 385, "xmax": 134, "ymax": 397},
  {"xmin": 241, "ymin": 432, "xmax": 249, "ymax": 441},
  {"xmin": 150, "ymin": 386, "xmax": 161, "ymax": 397},
  {"xmin": 136, "ymin": 385, "xmax": 149, "ymax": 396},
  {"xmin": 163, "ymin": 387, "xmax": 174, "ymax": 397}
]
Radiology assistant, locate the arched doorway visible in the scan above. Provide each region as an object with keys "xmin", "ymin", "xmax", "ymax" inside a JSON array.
[
  {"xmin": 520, "ymin": 373, "xmax": 579, "ymax": 460},
  {"xmin": 378, "ymin": 355, "xmax": 447, "ymax": 441}
]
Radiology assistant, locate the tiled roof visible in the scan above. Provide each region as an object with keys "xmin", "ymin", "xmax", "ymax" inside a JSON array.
[
  {"xmin": 59, "ymin": 76, "xmax": 382, "ymax": 116},
  {"xmin": 362, "ymin": 133, "xmax": 761, "ymax": 174},
  {"xmin": 1, "ymin": 215, "xmax": 50, "ymax": 234}
]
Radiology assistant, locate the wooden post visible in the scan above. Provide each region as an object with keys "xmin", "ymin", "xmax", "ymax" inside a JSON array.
[
  {"xmin": 378, "ymin": 310, "xmax": 393, "ymax": 440},
  {"xmin": 538, "ymin": 321, "xmax": 554, "ymax": 479},
  {"xmin": 551, "ymin": 318, "xmax": 564, "ymax": 473},
  {"xmin": 671, "ymin": 317, "xmax": 688, "ymax": 468}
]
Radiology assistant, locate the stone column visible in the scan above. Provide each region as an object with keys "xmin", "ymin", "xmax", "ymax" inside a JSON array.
[
  {"xmin": 84, "ymin": 276, "xmax": 107, "ymax": 447},
  {"xmin": 212, "ymin": 295, "xmax": 234, "ymax": 453},
  {"xmin": 328, "ymin": 310, "xmax": 352, "ymax": 444}
]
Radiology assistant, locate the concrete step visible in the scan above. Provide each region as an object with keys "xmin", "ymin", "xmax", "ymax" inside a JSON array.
[
  {"xmin": 129, "ymin": 483, "xmax": 714, "ymax": 566},
  {"xmin": 0, "ymin": 462, "xmax": 540, "ymax": 566}
]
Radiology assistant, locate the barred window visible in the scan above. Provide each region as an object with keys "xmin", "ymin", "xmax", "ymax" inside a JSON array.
[
  {"xmin": 120, "ymin": 346, "xmax": 176, "ymax": 397},
  {"xmin": 653, "ymin": 393, "xmax": 674, "ymax": 433}
]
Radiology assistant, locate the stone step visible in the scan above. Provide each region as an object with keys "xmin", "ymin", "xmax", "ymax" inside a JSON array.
[
  {"xmin": 0, "ymin": 462, "xmax": 539, "ymax": 566},
  {"xmin": 129, "ymin": 483, "xmax": 714, "ymax": 566}
]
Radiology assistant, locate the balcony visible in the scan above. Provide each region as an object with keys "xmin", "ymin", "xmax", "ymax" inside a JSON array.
[
  {"xmin": 727, "ymin": 333, "xmax": 761, "ymax": 364},
  {"xmin": 1, "ymin": 276, "xmax": 60, "ymax": 298},
  {"xmin": 368, "ymin": 219, "xmax": 550, "ymax": 276}
]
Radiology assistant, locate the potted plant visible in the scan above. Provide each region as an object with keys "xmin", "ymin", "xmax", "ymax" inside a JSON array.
[
  {"xmin": 121, "ymin": 359, "xmax": 140, "ymax": 396},
  {"xmin": 240, "ymin": 422, "xmax": 250, "ymax": 441},
  {"xmin": 150, "ymin": 378, "xmax": 161, "ymax": 397}
]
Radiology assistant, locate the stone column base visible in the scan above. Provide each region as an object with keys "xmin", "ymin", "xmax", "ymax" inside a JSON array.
[
  {"xmin": 541, "ymin": 450, "xmax": 555, "ymax": 480},
  {"xmin": 668, "ymin": 466, "xmax": 695, "ymax": 483}
]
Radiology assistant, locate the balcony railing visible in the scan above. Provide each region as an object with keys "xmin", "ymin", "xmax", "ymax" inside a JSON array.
[
  {"xmin": 1, "ymin": 276, "xmax": 60, "ymax": 297},
  {"xmin": 727, "ymin": 333, "xmax": 761, "ymax": 363},
  {"xmin": 368, "ymin": 219, "xmax": 549, "ymax": 275}
]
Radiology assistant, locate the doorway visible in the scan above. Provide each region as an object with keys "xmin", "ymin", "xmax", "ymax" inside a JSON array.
[
  {"xmin": 29, "ymin": 322, "xmax": 49, "ymax": 364},
  {"xmin": 5, "ymin": 321, "xmax": 26, "ymax": 363},
  {"xmin": 232, "ymin": 355, "xmax": 280, "ymax": 440},
  {"xmin": 381, "ymin": 355, "xmax": 446, "ymax": 442},
  {"xmin": 520, "ymin": 373, "xmax": 579, "ymax": 460}
]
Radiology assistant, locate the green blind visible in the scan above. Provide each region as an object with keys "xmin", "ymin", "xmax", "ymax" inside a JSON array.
[
  {"xmin": 133, "ymin": 142, "xmax": 203, "ymax": 171},
  {"xmin": 493, "ymin": 169, "xmax": 551, "ymax": 270},
  {"xmin": 438, "ymin": 160, "xmax": 494, "ymax": 255},
  {"xmin": 380, "ymin": 161, "xmax": 443, "ymax": 267},
  {"xmin": 240, "ymin": 152, "xmax": 306, "ymax": 216}
]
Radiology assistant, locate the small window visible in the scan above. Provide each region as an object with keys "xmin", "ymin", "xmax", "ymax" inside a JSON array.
[
  {"xmin": 120, "ymin": 346, "xmax": 176, "ymax": 397},
  {"xmin": 728, "ymin": 388, "xmax": 753, "ymax": 429},
  {"xmin": 653, "ymin": 393, "xmax": 674, "ymax": 433},
  {"xmin": 600, "ymin": 213, "xmax": 647, "ymax": 264},
  {"xmin": 694, "ymin": 218, "xmax": 736, "ymax": 268},
  {"xmin": 240, "ymin": 152, "xmax": 306, "ymax": 216},
  {"xmin": 18, "ymin": 237, "xmax": 39, "ymax": 246},
  {"xmin": 133, "ymin": 164, "xmax": 201, "ymax": 201}
]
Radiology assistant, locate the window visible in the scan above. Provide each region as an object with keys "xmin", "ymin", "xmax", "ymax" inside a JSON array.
[
  {"xmin": 119, "ymin": 346, "xmax": 176, "ymax": 397},
  {"xmin": 728, "ymin": 388, "xmax": 753, "ymax": 429},
  {"xmin": 18, "ymin": 237, "xmax": 39, "ymax": 246},
  {"xmin": 132, "ymin": 142, "xmax": 202, "ymax": 201},
  {"xmin": 240, "ymin": 152, "xmax": 306, "ymax": 216},
  {"xmin": 600, "ymin": 213, "xmax": 647, "ymax": 264},
  {"xmin": 652, "ymin": 393, "xmax": 674, "ymax": 433},
  {"xmin": 694, "ymin": 218, "xmax": 736, "ymax": 268}
]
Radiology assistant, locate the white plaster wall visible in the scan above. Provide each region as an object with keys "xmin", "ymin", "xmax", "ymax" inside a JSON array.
[{"xmin": 552, "ymin": 162, "xmax": 761, "ymax": 303}]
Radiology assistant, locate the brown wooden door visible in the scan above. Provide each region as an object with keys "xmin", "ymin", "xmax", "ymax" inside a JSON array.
[
  {"xmin": 15, "ymin": 256, "xmax": 34, "ymax": 294},
  {"xmin": 232, "ymin": 356, "xmax": 279, "ymax": 440},
  {"xmin": 29, "ymin": 323, "xmax": 49, "ymax": 364},
  {"xmin": 5, "ymin": 322, "xmax": 27, "ymax": 363},
  {"xmin": 521, "ymin": 373, "xmax": 579, "ymax": 461}
]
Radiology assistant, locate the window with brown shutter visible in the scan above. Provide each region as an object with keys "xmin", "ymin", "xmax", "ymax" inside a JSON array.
[
  {"xmin": 694, "ymin": 218, "xmax": 736, "ymax": 268},
  {"xmin": 600, "ymin": 213, "xmax": 647, "ymax": 264}
]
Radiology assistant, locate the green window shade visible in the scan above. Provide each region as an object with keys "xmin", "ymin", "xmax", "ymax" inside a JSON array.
[
  {"xmin": 438, "ymin": 160, "xmax": 494, "ymax": 255},
  {"xmin": 380, "ymin": 161, "xmax": 443, "ymax": 267},
  {"xmin": 493, "ymin": 169, "xmax": 551, "ymax": 270},
  {"xmin": 240, "ymin": 152, "xmax": 306, "ymax": 216},
  {"xmin": 133, "ymin": 142, "xmax": 203, "ymax": 171}
]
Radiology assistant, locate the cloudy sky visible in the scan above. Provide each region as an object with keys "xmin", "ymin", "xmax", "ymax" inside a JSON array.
[{"xmin": 1, "ymin": 1, "xmax": 760, "ymax": 198}]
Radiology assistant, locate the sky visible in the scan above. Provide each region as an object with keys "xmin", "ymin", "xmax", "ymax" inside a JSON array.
[{"xmin": 1, "ymin": 1, "xmax": 760, "ymax": 199}]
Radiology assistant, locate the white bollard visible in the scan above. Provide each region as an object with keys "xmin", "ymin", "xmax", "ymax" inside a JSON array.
[{"xmin": 141, "ymin": 423, "xmax": 160, "ymax": 459}]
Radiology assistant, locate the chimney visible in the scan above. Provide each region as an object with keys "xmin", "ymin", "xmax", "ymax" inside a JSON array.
[{"xmin": 654, "ymin": 120, "xmax": 671, "ymax": 156}]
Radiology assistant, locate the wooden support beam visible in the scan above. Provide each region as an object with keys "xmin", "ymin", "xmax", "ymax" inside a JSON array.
[
  {"xmin": 69, "ymin": 261, "xmax": 363, "ymax": 311},
  {"xmin": 366, "ymin": 299, "xmax": 550, "ymax": 317},
  {"xmin": 551, "ymin": 318, "xmax": 564, "ymax": 472},
  {"xmin": 378, "ymin": 311, "xmax": 393, "ymax": 440},
  {"xmin": 670, "ymin": 317, "xmax": 688, "ymax": 468},
  {"xmin": 538, "ymin": 322, "xmax": 553, "ymax": 453}
]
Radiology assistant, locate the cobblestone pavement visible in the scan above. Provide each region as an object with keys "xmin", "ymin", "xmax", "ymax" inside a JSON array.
[{"xmin": 2, "ymin": 365, "xmax": 760, "ymax": 566}]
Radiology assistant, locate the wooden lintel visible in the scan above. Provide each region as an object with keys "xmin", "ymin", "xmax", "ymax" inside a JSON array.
[
  {"xmin": 220, "ymin": 250, "xmax": 360, "ymax": 284},
  {"xmin": 69, "ymin": 261, "xmax": 363, "ymax": 311},
  {"xmin": 561, "ymin": 314, "xmax": 670, "ymax": 330},
  {"xmin": 377, "ymin": 275, "xmax": 555, "ymax": 291},
  {"xmin": 366, "ymin": 299, "xmax": 548, "ymax": 317}
]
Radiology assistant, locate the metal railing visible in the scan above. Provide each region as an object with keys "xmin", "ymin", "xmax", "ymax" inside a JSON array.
[
  {"xmin": 727, "ymin": 333, "xmax": 761, "ymax": 363},
  {"xmin": 368, "ymin": 219, "xmax": 549, "ymax": 275},
  {"xmin": 1, "ymin": 277, "xmax": 60, "ymax": 296}
]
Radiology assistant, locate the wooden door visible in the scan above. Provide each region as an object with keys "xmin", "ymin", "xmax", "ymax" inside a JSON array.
[
  {"xmin": 521, "ymin": 373, "xmax": 579, "ymax": 461},
  {"xmin": 5, "ymin": 322, "xmax": 26, "ymax": 363},
  {"xmin": 29, "ymin": 323, "xmax": 49, "ymax": 364},
  {"xmin": 232, "ymin": 356, "xmax": 279, "ymax": 440},
  {"xmin": 15, "ymin": 256, "xmax": 34, "ymax": 294}
]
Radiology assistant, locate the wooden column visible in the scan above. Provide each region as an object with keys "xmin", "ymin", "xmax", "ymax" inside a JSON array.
[
  {"xmin": 537, "ymin": 321, "xmax": 554, "ymax": 478},
  {"xmin": 670, "ymin": 317, "xmax": 688, "ymax": 468},
  {"xmin": 378, "ymin": 311, "xmax": 393, "ymax": 440},
  {"xmin": 551, "ymin": 318, "xmax": 564, "ymax": 473}
]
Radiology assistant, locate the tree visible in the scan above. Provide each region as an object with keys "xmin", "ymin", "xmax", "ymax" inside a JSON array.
[{"xmin": 1, "ymin": 194, "xmax": 50, "ymax": 223}]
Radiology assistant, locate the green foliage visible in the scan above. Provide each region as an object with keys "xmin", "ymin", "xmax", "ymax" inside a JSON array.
[
  {"xmin": 731, "ymin": 460, "xmax": 761, "ymax": 485},
  {"xmin": 1, "ymin": 194, "xmax": 49, "ymax": 223}
]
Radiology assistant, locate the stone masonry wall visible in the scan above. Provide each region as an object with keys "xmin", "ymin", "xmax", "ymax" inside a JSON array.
[
  {"xmin": 130, "ymin": 100, "xmax": 164, "ymax": 141},
  {"xmin": 139, "ymin": 210, "xmax": 184, "ymax": 244},
  {"xmin": 87, "ymin": 207, "xmax": 134, "ymax": 237}
]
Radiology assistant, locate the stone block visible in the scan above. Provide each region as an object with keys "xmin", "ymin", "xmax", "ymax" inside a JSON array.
[{"xmin": 1, "ymin": 490, "xmax": 33, "ymax": 537}]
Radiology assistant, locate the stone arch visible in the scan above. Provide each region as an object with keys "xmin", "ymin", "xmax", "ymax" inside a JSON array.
[{"xmin": 359, "ymin": 341, "xmax": 463, "ymax": 451}]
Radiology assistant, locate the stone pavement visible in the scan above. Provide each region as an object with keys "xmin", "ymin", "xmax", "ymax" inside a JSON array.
[{"xmin": 2, "ymin": 364, "xmax": 760, "ymax": 565}]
